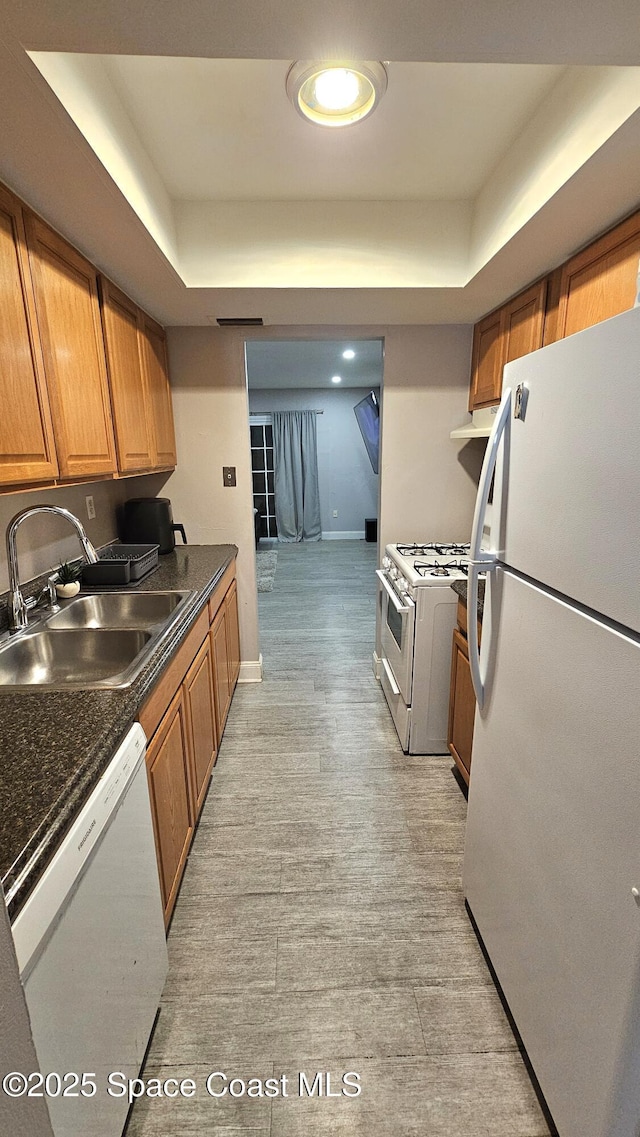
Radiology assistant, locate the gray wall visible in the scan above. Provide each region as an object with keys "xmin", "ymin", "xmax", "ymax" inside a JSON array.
[{"xmin": 248, "ymin": 387, "xmax": 379, "ymax": 537}]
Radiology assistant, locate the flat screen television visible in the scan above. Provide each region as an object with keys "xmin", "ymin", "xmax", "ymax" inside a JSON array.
[{"xmin": 353, "ymin": 390, "xmax": 380, "ymax": 474}]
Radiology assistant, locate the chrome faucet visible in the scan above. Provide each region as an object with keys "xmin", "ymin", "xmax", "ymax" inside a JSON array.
[{"xmin": 6, "ymin": 505, "xmax": 99, "ymax": 632}]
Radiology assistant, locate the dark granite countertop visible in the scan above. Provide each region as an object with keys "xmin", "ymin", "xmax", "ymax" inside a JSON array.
[
  {"xmin": 451, "ymin": 577, "xmax": 485, "ymax": 619},
  {"xmin": 0, "ymin": 544, "xmax": 236, "ymax": 919}
]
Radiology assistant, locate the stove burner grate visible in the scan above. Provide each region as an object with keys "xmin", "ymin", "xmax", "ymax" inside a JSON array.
[
  {"xmin": 413, "ymin": 559, "xmax": 470, "ymax": 578},
  {"xmin": 396, "ymin": 541, "xmax": 471, "ymax": 558}
]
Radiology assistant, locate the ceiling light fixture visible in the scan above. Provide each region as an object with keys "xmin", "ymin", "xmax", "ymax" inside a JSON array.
[
  {"xmin": 342, "ymin": 349, "xmax": 355, "ymax": 359},
  {"xmin": 331, "ymin": 375, "xmax": 342, "ymax": 383},
  {"xmin": 286, "ymin": 61, "xmax": 388, "ymax": 128}
]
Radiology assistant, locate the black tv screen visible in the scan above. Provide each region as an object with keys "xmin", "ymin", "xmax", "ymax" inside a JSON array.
[{"xmin": 353, "ymin": 390, "xmax": 380, "ymax": 474}]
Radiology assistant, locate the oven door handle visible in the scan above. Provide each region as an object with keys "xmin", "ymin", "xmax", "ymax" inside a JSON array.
[
  {"xmin": 382, "ymin": 657, "xmax": 401, "ymax": 697},
  {"xmin": 376, "ymin": 570, "xmax": 414, "ymax": 614}
]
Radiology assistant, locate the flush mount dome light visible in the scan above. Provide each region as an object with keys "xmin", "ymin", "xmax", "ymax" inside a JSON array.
[{"xmin": 286, "ymin": 61, "xmax": 388, "ymax": 128}]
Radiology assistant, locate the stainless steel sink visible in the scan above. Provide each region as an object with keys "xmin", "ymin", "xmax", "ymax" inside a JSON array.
[
  {"xmin": 0, "ymin": 588, "xmax": 197, "ymax": 689},
  {"xmin": 0, "ymin": 629, "xmax": 153, "ymax": 687},
  {"xmin": 46, "ymin": 591, "xmax": 192, "ymax": 631}
]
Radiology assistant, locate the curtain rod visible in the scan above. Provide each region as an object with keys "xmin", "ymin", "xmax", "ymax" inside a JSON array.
[{"xmin": 249, "ymin": 410, "xmax": 324, "ymax": 415}]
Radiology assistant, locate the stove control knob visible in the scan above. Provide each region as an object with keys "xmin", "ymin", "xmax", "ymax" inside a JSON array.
[
  {"xmin": 389, "ymin": 565, "xmax": 398, "ymax": 579},
  {"xmin": 398, "ymin": 577, "xmax": 408, "ymax": 593},
  {"xmin": 382, "ymin": 556, "xmax": 391, "ymax": 570}
]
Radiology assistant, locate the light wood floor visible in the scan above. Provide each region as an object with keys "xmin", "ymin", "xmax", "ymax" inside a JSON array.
[{"xmin": 128, "ymin": 540, "xmax": 552, "ymax": 1136}]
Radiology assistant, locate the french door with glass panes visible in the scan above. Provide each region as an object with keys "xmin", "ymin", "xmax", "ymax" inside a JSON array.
[{"xmin": 250, "ymin": 419, "xmax": 276, "ymax": 538}]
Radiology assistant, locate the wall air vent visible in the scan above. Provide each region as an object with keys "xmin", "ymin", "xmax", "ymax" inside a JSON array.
[{"xmin": 216, "ymin": 317, "xmax": 264, "ymax": 327}]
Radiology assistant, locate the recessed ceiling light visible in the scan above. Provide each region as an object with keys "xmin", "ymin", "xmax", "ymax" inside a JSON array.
[
  {"xmin": 342, "ymin": 349, "xmax": 355, "ymax": 359},
  {"xmin": 331, "ymin": 375, "xmax": 342, "ymax": 384},
  {"xmin": 286, "ymin": 61, "xmax": 388, "ymax": 128}
]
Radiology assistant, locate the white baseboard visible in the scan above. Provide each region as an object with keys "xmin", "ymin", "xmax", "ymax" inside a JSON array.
[
  {"xmin": 321, "ymin": 530, "xmax": 365, "ymax": 540},
  {"xmin": 238, "ymin": 654, "xmax": 263, "ymax": 683},
  {"xmin": 372, "ymin": 650, "xmax": 382, "ymax": 680}
]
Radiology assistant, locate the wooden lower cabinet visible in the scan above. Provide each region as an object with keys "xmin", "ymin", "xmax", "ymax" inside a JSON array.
[
  {"xmin": 447, "ymin": 598, "xmax": 481, "ymax": 786},
  {"xmin": 146, "ymin": 689, "xmax": 194, "ymax": 925},
  {"xmin": 225, "ymin": 580, "xmax": 241, "ymax": 689},
  {"xmin": 184, "ymin": 636, "xmax": 218, "ymax": 818},
  {"xmin": 141, "ymin": 563, "xmax": 241, "ymax": 927},
  {"xmin": 211, "ymin": 603, "xmax": 232, "ymax": 735},
  {"xmin": 447, "ymin": 628, "xmax": 476, "ymax": 785}
]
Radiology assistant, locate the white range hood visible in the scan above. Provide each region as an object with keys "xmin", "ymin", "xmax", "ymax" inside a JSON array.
[{"xmin": 450, "ymin": 405, "xmax": 498, "ymax": 439}]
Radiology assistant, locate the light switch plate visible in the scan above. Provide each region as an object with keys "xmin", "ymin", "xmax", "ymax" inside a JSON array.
[{"xmin": 223, "ymin": 466, "xmax": 237, "ymax": 487}]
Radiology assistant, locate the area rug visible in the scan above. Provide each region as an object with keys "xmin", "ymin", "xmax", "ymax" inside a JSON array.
[{"xmin": 256, "ymin": 550, "xmax": 278, "ymax": 592}]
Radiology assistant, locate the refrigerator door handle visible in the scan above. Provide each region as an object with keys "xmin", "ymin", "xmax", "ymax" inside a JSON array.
[
  {"xmin": 470, "ymin": 387, "xmax": 512, "ymax": 564},
  {"xmin": 468, "ymin": 561, "xmax": 489, "ymax": 709},
  {"xmin": 469, "ymin": 388, "xmax": 511, "ymax": 709}
]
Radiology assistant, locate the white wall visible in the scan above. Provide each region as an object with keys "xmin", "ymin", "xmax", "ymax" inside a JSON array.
[
  {"xmin": 248, "ymin": 387, "xmax": 379, "ymax": 537},
  {"xmin": 164, "ymin": 323, "xmax": 481, "ymax": 669},
  {"xmin": 28, "ymin": 52, "xmax": 179, "ymax": 270},
  {"xmin": 471, "ymin": 67, "xmax": 640, "ymax": 273},
  {"xmin": 0, "ymin": 474, "xmax": 166, "ymax": 595},
  {"xmin": 163, "ymin": 328, "xmax": 260, "ymax": 669},
  {"xmin": 176, "ymin": 200, "xmax": 470, "ymax": 288}
]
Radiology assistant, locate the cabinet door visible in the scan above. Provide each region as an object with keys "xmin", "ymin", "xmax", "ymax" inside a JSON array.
[
  {"xmin": 139, "ymin": 313, "xmax": 177, "ymax": 469},
  {"xmin": 468, "ymin": 308, "xmax": 505, "ymax": 410},
  {"xmin": 210, "ymin": 603, "xmax": 232, "ymax": 737},
  {"xmin": 225, "ymin": 579, "xmax": 241, "ymax": 691},
  {"xmin": 447, "ymin": 628, "xmax": 476, "ymax": 785},
  {"xmin": 146, "ymin": 689, "xmax": 193, "ymax": 926},
  {"xmin": 184, "ymin": 636, "xmax": 218, "ymax": 819},
  {"xmin": 0, "ymin": 185, "xmax": 59, "ymax": 485},
  {"xmin": 99, "ymin": 277, "xmax": 154, "ymax": 472},
  {"xmin": 555, "ymin": 211, "xmax": 640, "ymax": 341},
  {"xmin": 503, "ymin": 279, "xmax": 547, "ymax": 364},
  {"xmin": 24, "ymin": 214, "xmax": 117, "ymax": 479}
]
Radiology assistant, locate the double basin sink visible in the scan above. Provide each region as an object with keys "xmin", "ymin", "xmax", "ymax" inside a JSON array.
[{"xmin": 0, "ymin": 590, "xmax": 197, "ymax": 689}]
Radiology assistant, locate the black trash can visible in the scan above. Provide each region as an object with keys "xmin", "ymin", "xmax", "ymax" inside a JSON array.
[{"xmin": 365, "ymin": 518, "xmax": 378, "ymax": 543}]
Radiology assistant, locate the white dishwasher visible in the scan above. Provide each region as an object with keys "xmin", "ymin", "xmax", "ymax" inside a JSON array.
[{"xmin": 11, "ymin": 722, "xmax": 168, "ymax": 1137}]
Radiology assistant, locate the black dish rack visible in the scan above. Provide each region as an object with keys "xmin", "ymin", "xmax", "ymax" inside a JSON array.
[{"xmin": 81, "ymin": 544, "xmax": 159, "ymax": 586}]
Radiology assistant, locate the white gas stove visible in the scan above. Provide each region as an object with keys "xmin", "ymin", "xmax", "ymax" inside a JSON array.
[{"xmin": 377, "ymin": 541, "xmax": 473, "ymax": 755}]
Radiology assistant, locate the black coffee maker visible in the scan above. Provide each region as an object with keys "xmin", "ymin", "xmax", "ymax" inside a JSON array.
[{"xmin": 121, "ymin": 498, "xmax": 187, "ymax": 554}]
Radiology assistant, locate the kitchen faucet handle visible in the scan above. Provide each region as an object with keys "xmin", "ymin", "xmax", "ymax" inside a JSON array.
[{"xmin": 34, "ymin": 575, "xmax": 60, "ymax": 614}]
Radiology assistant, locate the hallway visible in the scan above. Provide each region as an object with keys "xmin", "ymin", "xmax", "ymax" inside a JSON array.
[{"xmin": 128, "ymin": 540, "xmax": 551, "ymax": 1136}]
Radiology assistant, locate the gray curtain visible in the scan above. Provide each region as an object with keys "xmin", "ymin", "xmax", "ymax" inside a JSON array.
[{"xmin": 272, "ymin": 411, "xmax": 322, "ymax": 542}]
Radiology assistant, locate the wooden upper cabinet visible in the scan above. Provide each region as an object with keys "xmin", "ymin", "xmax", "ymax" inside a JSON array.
[
  {"xmin": 0, "ymin": 185, "xmax": 59, "ymax": 485},
  {"xmin": 469, "ymin": 309, "xmax": 505, "ymax": 411},
  {"xmin": 469, "ymin": 279, "xmax": 548, "ymax": 410},
  {"xmin": 24, "ymin": 214, "xmax": 117, "ymax": 479},
  {"xmin": 553, "ymin": 212, "xmax": 640, "ymax": 342},
  {"xmin": 140, "ymin": 313, "xmax": 177, "ymax": 469},
  {"xmin": 99, "ymin": 277, "xmax": 154, "ymax": 473},
  {"xmin": 502, "ymin": 279, "xmax": 546, "ymax": 365}
]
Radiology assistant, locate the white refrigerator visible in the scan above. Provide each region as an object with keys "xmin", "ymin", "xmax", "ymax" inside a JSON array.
[{"xmin": 463, "ymin": 306, "xmax": 640, "ymax": 1137}]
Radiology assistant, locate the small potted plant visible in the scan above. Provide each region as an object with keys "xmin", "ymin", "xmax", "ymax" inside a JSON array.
[{"xmin": 55, "ymin": 560, "xmax": 81, "ymax": 599}]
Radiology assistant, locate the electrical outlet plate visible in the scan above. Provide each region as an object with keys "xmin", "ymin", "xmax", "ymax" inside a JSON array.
[
  {"xmin": 85, "ymin": 495, "xmax": 96, "ymax": 520},
  {"xmin": 223, "ymin": 466, "xmax": 237, "ymax": 487},
  {"xmin": 332, "ymin": 510, "xmax": 338, "ymax": 517}
]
